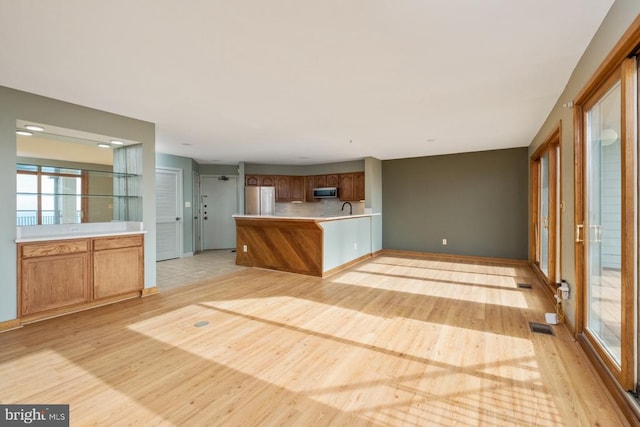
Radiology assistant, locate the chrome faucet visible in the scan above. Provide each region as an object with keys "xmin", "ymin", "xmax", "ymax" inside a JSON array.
[{"xmin": 341, "ymin": 201, "xmax": 352, "ymax": 215}]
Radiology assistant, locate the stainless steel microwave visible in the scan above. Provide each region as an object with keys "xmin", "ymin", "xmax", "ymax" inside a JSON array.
[{"xmin": 312, "ymin": 187, "xmax": 338, "ymax": 198}]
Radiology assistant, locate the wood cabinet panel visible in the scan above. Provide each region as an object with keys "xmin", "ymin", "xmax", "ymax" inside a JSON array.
[
  {"xmin": 339, "ymin": 173, "xmax": 354, "ymax": 201},
  {"xmin": 21, "ymin": 240, "xmax": 88, "ymax": 258},
  {"xmin": 245, "ymin": 175, "xmax": 259, "ymax": 186},
  {"xmin": 93, "ymin": 235, "xmax": 143, "ymax": 251},
  {"xmin": 290, "ymin": 176, "xmax": 304, "ymax": 202},
  {"xmin": 354, "ymin": 171, "xmax": 365, "ymax": 201},
  {"xmin": 314, "ymin": 175, "xmax": 327, "ymax": 188},
  {"xmin": 260, "ymin": 176, "xmax": 275, "ymax": 186},
  {"xmin": 275, "ymin": 176, "xmax": 290, "ymax": 202},
  {"xmin": 94, "ymin": 246, "xmax": 143, "ymax": 299},
  {"xmin": 326, "ymin": 174, "xmax": 339, "ymax": 187},
  {"xmin": 305, "ymin": 176, "xmax": 317, "ymax": 202},
  {"xmin": 20, "ymin": 253, "xmax": 90, "ymax": 316}
]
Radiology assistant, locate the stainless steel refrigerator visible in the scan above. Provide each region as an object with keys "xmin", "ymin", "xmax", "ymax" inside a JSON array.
[{"xmin": 245, "ymin": 186, "xmax": 275, "ymax": 215}]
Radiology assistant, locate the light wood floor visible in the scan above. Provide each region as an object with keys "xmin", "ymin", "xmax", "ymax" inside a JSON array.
[{"xmin": 0, "ymin": 253, "xmax": 629, "ymax": 426}]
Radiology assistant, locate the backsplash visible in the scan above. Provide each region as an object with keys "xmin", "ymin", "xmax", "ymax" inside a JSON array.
[{"xmin": 276, "ymin": 199, "xmax": 365, "ymax": 217}]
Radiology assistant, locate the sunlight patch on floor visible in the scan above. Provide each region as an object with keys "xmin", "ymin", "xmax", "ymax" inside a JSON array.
[{"xmin": 334, "ymin": 270, "xmax": 529, "ymax": 309}]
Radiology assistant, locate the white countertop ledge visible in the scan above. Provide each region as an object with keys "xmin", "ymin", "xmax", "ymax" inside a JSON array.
[
  {"xmin": 233, "ymin": 213, "xmax": 380, "ymax": 221},
  {"xmin": 16, "ymin": 222, "xmax": 146, "ymax": 243}
]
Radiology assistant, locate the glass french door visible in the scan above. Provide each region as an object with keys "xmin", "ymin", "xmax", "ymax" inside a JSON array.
[
  {"xmin": 576, "ymin": 57, "xmax": 636, "ymax": 390},
  {"xmin": 530, "ymin": 128, "xmax": 559, "ymax": 290}
]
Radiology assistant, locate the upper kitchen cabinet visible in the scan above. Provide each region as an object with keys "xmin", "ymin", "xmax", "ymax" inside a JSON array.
[
  {"xmin": 305, "ymin": 176, "xmax": 317, "ymax": 202},
  {"xmin": 326, "ymin": 174, "xmax": 339, "ymax": 187},
  {"xmin": 338, "ymin": 172, "xmax": 365, "ymax": 201},
  {"xmin": 260, "ymin": 175, "xmax": 275, "ymax": 186},
  {"xmin": 275, "ymin": 175, "xmax": 290, "ymax": 202},
  {"xmin": 339, "ymin": 173, "xmax": 354, "ymax": 201},
  {"xmin": 245, "ymin": 175, "xmax": 259, "ymax": 186},
  {"xmin": 354, "ymin": 171, "xmax": 365, "ymax": 201},
  {"xmin": 290, "ymin": 176, "xmax": 304, "ymax": 202}
]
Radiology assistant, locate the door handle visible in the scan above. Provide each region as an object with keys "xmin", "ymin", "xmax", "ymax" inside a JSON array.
[
  {"xmin": 176, "ymin": 217, "xmax": 181, "ymax": 221},
  {"xmin": 576, "ymin": 224, "xmax": 584, "ymax": 243}
]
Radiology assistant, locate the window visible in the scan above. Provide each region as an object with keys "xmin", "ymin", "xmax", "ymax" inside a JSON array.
[{"xmin": 17, "ymin": 164, "xmax": 83, "ymax": 226}]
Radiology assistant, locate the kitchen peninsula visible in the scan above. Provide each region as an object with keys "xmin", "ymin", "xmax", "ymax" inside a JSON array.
[{"xmin": 233, "ymin": 213, "xmax": 380, "ymax": 277}]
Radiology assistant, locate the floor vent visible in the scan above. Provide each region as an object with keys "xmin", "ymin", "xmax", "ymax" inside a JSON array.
[
  {"xmin": 529, "ymin": 322, "xmax": 554, "ymax": 335},
  {"xmin": 517, "ymin": 283, "xmax": 532, "ymax": 289},
  {"xmin": 194, "ymin": 321, "xmax": 210, "ymax": 328}
]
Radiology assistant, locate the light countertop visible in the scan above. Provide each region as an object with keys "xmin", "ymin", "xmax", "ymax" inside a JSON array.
[{"xmin": 16, "ymin": 222, "xmax": 146, "ymax": 243}]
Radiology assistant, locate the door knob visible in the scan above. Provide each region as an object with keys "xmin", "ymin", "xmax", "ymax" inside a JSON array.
[{"xmin": 176, "ymin": 217, "xmax": 181, "ymax": 221}]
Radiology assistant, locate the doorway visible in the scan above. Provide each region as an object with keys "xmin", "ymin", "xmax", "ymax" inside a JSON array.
[
  {"xmin": 530, "ymin": 124, "xmax": 561, "ymax": 295},
  {"xmin": 156, "ymin": 167, "xmax": 183, "ymax": 261},
  {"xmin": 574, "ymin": 56, "xmax": 637, "ymax": 391},
  {"xmin": 201, "ymin": 175, "xmax": 238, "ymax": 250}
]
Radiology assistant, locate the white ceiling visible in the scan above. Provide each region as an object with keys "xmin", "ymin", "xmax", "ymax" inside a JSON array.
[{"xmin": 0, "ymin": 1, "xmax": 614, "ymax": 165}]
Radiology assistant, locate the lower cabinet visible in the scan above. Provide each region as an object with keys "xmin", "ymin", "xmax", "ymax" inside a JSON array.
[
  {"xmin": 18, "ymin": 234, "xmax": 144, "ymax": 320},
  {"xmin": 93, "ymin": 235, "xmax": 144, "ymax": 299}
]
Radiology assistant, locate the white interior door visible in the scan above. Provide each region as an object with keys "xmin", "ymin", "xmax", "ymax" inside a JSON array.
[
  {"xmin": 201, "ymin": 175, "xmax": 237, "ymax": 250},
  {"xmin": 156, "ymin": 168, "xmax": 182, "ymax": 261}
]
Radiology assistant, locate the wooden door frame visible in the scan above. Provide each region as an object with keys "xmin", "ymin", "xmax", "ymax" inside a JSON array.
[
  {"xmin": 529, "ymin": 123, "xmax": 561, "ymax": 299},
  {"xmin": 574, "ymin": 57, "xmax": 636, "ymax": 391}
]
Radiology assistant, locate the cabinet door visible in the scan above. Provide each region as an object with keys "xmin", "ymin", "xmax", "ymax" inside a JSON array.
[
  {"xmin": 305, "ymin": 176, "xmax": 317, "ymax": 202},
  {"xmin": 260, "ymin": 176, "xmax": 275, "ymax": 186},
  {"xmin": 275, "ymin": 175, "xmax": 290, "ymax": 202},
  {"xmin": 339, "ymin": 173, "xmax": 354, "ymax": 201},
  {"xmin": 94, "ymin": 246, "xmax": 143, "ymax": 299},
  {"xmin": 20, "ymin": 253, "xmax": 90, "ymax": 316},
  {"xmin": 326, "ymin": 174, "xmax": 339, "ymax": 187},
  {"xmin": 314, "ymin": 175, "xmax": 327, "ymax": 188},
  {"xmin": 290, "ymin": 176, "xmax": 305, "ymax": 202},
  {"xmin": 354, "ymin": 171, "xmax": 365, "ymax": 201},
  {"xmin": 245, "ymin": 175, "xmax": 259, "ymax": 186}
]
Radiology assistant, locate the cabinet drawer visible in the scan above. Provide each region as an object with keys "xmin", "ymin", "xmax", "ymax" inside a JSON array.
[
  {"xmin": 93, "ymin": 235, "xmax": 143, "ymax": 251},
  {"xmin": 20, "ymin": 240, "xmax": 88, "ymax": 258}
]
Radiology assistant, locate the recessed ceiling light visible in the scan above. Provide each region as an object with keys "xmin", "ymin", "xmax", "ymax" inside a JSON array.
[
  {"xmin": 97, "ymin": 143, "xmax": 111, "ymax": 149},
  {"xmin": 110, "ymin": 140, "xmax": 124, "ymax": 146},
  {"xmin": 24, "ymin": 125, "xmax": 44, "ymax": 132},
  {"xmin": 16, "ymin": 130, "xmax": 33, "ymax": 136}
]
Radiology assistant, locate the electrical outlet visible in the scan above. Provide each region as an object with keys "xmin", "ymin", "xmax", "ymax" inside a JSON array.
[
  {"xmin": 243, "ymin": 245, "xmax": 247, "ymax": 253},
  {"xmin": 442, "ymin": 239, "xmax": 447, "ymax": 245}
]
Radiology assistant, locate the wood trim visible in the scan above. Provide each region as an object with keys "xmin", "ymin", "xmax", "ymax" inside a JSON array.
[
  {"xmin": 322, "ymin": 253, "xmax": 372, "ymax": 278},
  {"xmin": 19, "ymin": 291, "xmax": 140, "ymax": 325},
  {"xmin": 578, "ymin": 333, "xmax": 640, "ymax": 425},
  {"xmin": 573, "ymin": 102, "xmax": 585, "ymax": 336},
  {"xmin": 141, "ymin": 287, "xmax": 159, "ymax": 297},
  {"xmin": 529, "ymin": 122, "xmax": 561, "ymax": 292},
  {"xmin": 575, "ymin": 13, "xmax": 640, "ymax": 105},
  {"xmin": 0, "ymin": 319, "xmax": 21, "ymax": 333},
  {"xmin": 379, "ymin": 249, "xmax": 528, "ymax": 266},
  {"xmin": 620, "ymin": 57, "xmax": 637, "ymax": 390}
]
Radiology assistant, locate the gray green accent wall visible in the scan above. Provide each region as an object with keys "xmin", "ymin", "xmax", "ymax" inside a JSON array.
[
  {"xmin": 382, "ymin": 148, "xmax": 528, "ymax": 259},
  {"xmin": 528, "ymin": 1, "xmax": 640, "ymax": 330},
  {"xmin": 0, "ymin": 85, "xmax": 156, "ymax": 323}
]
